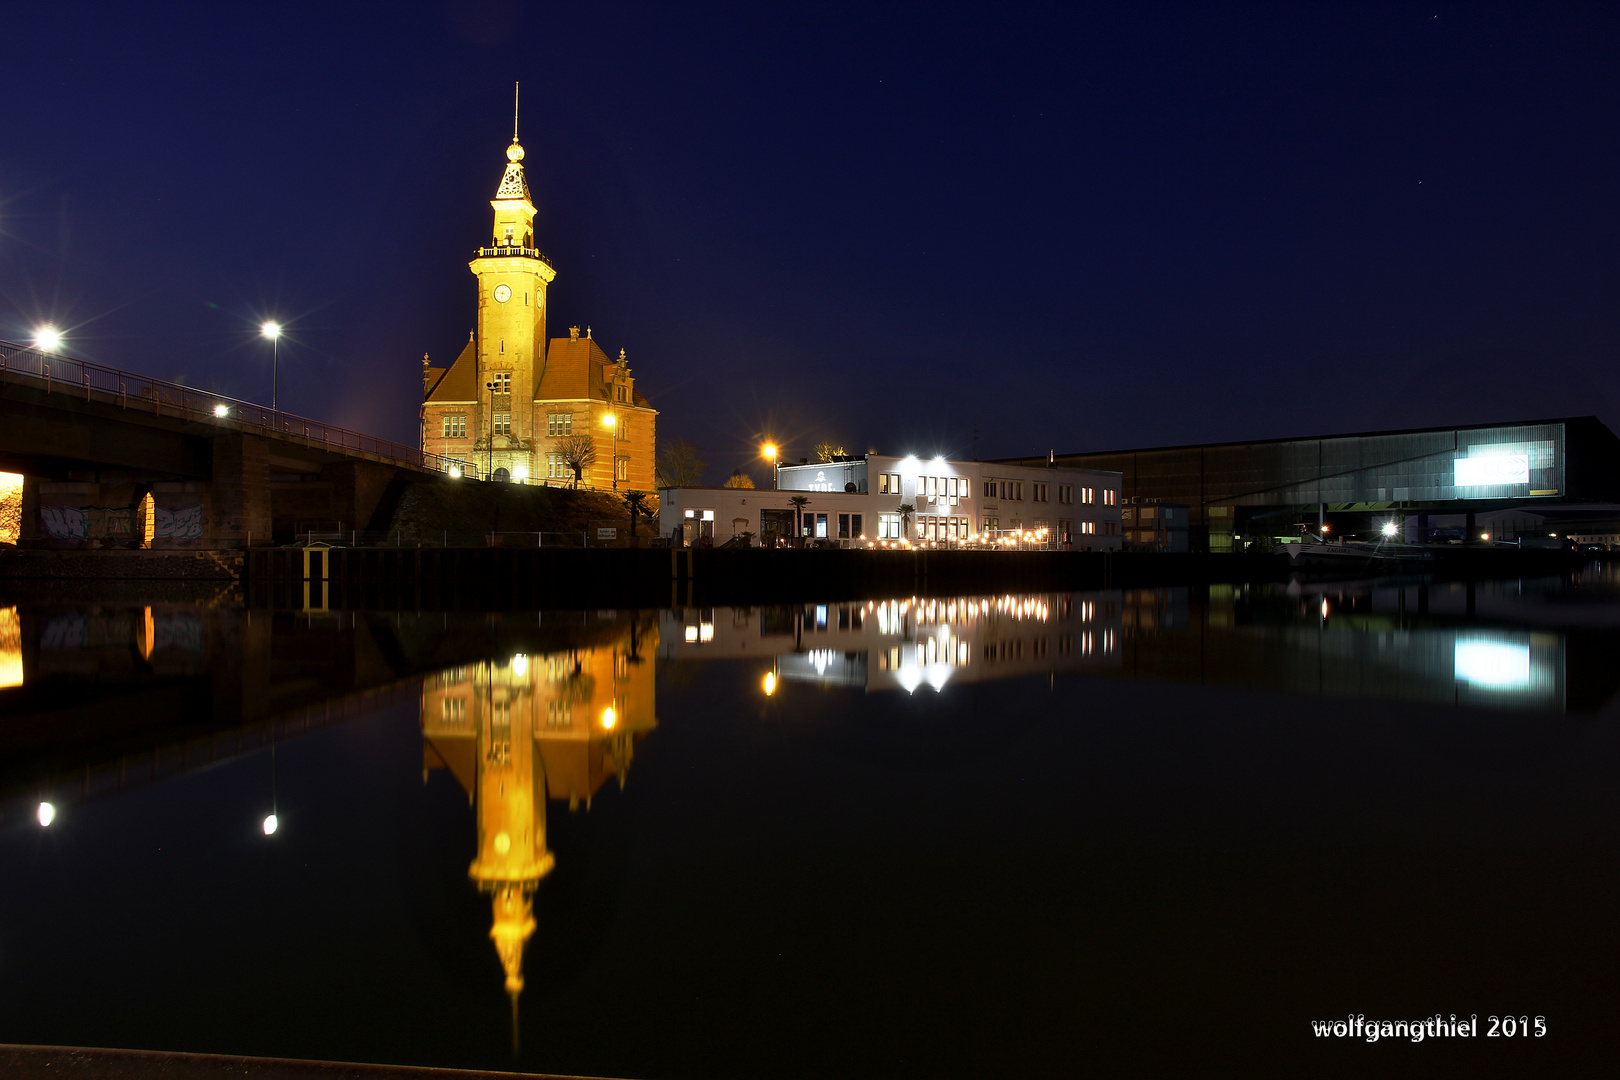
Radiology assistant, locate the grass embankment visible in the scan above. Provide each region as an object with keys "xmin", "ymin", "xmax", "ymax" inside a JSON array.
[{"xmin": 383, "ymin": 476, "xmax": 655, "ymax": 541}]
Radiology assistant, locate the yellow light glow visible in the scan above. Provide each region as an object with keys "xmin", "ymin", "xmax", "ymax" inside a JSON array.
[
  {"xmin": 1481, "ymin": 533, "xmax": 1490, "ymax": 540},
  {"xmin": 602, "ymin": 413, "xmax": 617, "ymax": 429},
  {"xmin": 602, "ymin": 706, "xmax": 616, "ymax": 729},
  {"xmin": 513, "ymin": 463, "xmax": 529, "ymax": 480},
  {"xmin": 511, "ymin": 653, "xmax": 528, "ymax": 677},
  {"xmin": 762, "ymin": 671, "xmax": 777, "ymax": 696},
  {"xmin": 33, "ymin": 326, "xmax": 61, "ymax": 352},
  {"xmin": 0, "ymin": 605, "xmax": 20, "ymax": 688},
  {"xmin": 448, "ymin": 465, "xmax": 462, "ymax": 478},
  {"xmin": 38, "ymin": 802, "xmax": 55, "ymax": 827},
  {"xmin": 262, "ymin": 813, "xmax": 278, "ymax": 836},
  {"xmin": 213, "ymin": 403, "xmax": 229, "ymax": 418},
  {"xmin": 260, "ymin": 321, "xmax": 281, "ymax": 340}
]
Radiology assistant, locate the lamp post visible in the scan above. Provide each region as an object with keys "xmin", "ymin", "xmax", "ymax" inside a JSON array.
[
  {"xmin": 260, "ymin": 322, "xmax": 281, "ymax": 412},
  {"xmin": 762, "ymin": 443, "xmax": 778, "ymax": 489},
  {"xmin": 602, "ymin": 411, "xmax": 619, "ymax": 490}
]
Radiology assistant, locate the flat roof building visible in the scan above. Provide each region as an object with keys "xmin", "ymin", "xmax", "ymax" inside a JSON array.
[
  {"xmin": 998, "ymin": 416, "xmax": 1620, "ymax": 551},
  {"xmin": 658, "ymin": 452, "xmax": 1124, "ymax": 549}
]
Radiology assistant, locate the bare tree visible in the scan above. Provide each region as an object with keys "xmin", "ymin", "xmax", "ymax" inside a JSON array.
[
  {"xmin": 722, "ymin": 470, "xmax": 755, "ymax": 489},
  {"xmin": 555, "ymin": 434, "xmax": 596, "ymax": 488},
  {"xmin": 812, "ymin": 442, "xmax": 847, "ymax": 463},
  {"xmin": 656, "ymin": 439, "xmax": 706, "ymax": 489}
]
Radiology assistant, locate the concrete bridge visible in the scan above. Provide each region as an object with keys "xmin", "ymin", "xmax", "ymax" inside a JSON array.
[{"xmin": 0, "ymin": 339, "xmax": 469, "ymax": 548}]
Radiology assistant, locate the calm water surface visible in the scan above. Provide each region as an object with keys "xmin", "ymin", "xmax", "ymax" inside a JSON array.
[{"xmin": 3, "ymin": 569, "xmax": 1620, "ymax": 1078}]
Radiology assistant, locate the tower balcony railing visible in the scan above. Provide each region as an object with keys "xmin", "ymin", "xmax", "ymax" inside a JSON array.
[
  {"xmin": 473, "ymin": 244, "xmax": 552, "ymax": 266},
  {"xmin": 0, "ymin": 338, "xmax": 478, "ymax": 480}
]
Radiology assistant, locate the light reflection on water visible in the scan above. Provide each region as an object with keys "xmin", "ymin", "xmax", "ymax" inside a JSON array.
[{"xmin": 2, "ymin": 569, "xmax": 1619, "ymax": 1075}]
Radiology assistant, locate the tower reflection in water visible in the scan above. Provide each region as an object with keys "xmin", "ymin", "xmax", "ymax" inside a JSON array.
[{"xmin": 418, "ymin": 623, "xmax": 657, "ymax": 1045}]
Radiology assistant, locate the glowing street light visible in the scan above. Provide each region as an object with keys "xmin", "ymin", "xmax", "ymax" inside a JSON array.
[
  {"xmin": 262, "ymin": 813, "xmax": 278, "ymax": 836},
  {"xmin": 260, "ymin": 321, "xmax": 282, "ymax": 412},
  {"xmin": 762, "ymin": 442, "xmax": 778, "ymax": 489},
  {"xmin": 213, "ymin": 403, "xmax": 230, "ymax": 418},
  {"xmin": 762, "ymin": 671, "xmax": 777, "ymax": 696},
  {"xmin": 1381, "ymin": 521, "xmax": 1399, "ymax": 538},
  {"xmin": 602, "ymin": 412, "xmax": 619, "ymax": 490},
  {"xmin": 37, "ymin": 801, "xmax": 55, "ymax": 827},
  {"xmin": 601, "ymin": 706, "xmax": 617, "ymax": 730},
  {"xmin": 448, "ymin": 464, "xmax": 462, "ymax": 478},
  {"xmin": 33, "ymin": 326, "xmax": 62, "ymax": 353}
]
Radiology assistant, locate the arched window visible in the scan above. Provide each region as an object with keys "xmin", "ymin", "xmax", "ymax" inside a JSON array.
[{"xmin": 493, "ymin": 467, "xmax": 510, "ymax": 483}]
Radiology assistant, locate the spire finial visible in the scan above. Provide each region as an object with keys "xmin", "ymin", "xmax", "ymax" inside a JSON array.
[{"xmin": 513, "ymin": 81, "xmax": 520, "ymax": 142}]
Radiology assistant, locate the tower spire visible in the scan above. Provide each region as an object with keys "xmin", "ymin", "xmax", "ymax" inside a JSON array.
[{"xmin": 513, "ymin": 80, "xmax": 520, "ymax": 142}]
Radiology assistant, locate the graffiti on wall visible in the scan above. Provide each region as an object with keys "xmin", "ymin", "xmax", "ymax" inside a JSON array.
[
  {"xmin": 155, "ymin": 506, "xmax": 203, "ymax": 539},
  {"xmin": 38, "ymin": 504, "xmax": 204, "ymax": 541}
]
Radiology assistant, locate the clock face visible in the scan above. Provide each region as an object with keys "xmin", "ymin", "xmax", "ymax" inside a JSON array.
[{"xmin": 493, "ymin": 284, "xmax": 512, "ymax": 303}]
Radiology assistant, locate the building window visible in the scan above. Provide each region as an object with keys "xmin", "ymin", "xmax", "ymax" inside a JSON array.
[
  {"xmin": 442, "ymin": 414, "xmax": 467, "ymax": 438},
  {"xmin": 1103, "ymin": 488, "xmax": 1117, "ymax": 506},
  {"xmin": 983, "ymin": 515, "xmax": 999, "ymax": 532},
  {"xmin": 492, "ymin": 413, "xmax": 511, "ymax": 435},
  {"xmin": 616, "ymin": 385, "xmax": 628, "ymax": 402},
  {"xmin": 852, "ymin": 513, "xmax": 863, "ymax": 538},
  {"xmin": 984, "ymin": 480, "xmax": 996, "ymax": 498},
  {"xmin": 879, "ymin": 513, "xmax": 901, "ymax": 538},
  {"xmin": 839, "ymin": 513, "xmax": 850, "ymax": 539},
  {"xmin": 488, "ymin": 372, "xmax": 511, "ymax": 393},
  {"xmin": 547, "ymin": 453, "xmax": 568, "ymax": 478},
  {"xmin": 1033, "ymin": 483, "xmax": 1048, "ymax": 502},
  {"xmin": 616, "ymin": 457, "xmax": 629, "ymax": 482},
  {"xmin": 546, "ymin": 413, "xmax": 573, "ymax": 436}
]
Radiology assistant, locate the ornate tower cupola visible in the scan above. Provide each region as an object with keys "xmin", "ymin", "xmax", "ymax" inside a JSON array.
[{"xmin": 491, "ymin": 128, "xmax": 535, "ymax": 249}]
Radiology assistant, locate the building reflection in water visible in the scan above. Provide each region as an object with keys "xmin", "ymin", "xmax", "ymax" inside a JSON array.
[
  {"xmin": 660, "ymin": 595, "xmax": 1123, "ymax": 693},
  {"xmin": 658, "ymin": 587, "xmax": 1584, "ymax": 711},
  {"xmin": 419, "ymin": 623, "xmax": 657, "ymax": 1044}
]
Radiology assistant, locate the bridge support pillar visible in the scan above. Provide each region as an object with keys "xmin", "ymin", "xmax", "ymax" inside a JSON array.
[{"xmin": 209, "ymin": 434, "xmax": 271, "ymax": 547}]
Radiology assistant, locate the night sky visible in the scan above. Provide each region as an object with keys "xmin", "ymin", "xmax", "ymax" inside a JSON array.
[{"xmin": 3, "ymin": 2, "xmax": 1618, "ymax": 484}]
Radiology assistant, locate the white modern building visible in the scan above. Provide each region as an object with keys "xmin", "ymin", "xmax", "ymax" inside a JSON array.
[{"xmin": 658, "ymin": 452, "xmax": 1124, "ymax": 549}]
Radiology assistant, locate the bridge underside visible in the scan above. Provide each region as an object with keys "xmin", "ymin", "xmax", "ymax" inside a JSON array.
[{"xmin": 1, "ymin": 379, "xmax": 417, "ymax": 548}]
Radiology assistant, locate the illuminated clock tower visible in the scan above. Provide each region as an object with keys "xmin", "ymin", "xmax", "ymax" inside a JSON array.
[{"xmin": 470, "ymin": 91, "xmax": 555, "ymax": 482}]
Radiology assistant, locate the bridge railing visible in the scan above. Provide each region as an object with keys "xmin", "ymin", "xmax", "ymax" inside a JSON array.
[{"xmin": 0, "ymin": 339, "xmax": 479, "ymax": 479}]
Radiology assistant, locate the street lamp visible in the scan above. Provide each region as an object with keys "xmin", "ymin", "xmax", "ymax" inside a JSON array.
[
  {"xmin": 33, "ymin": 326, "xmax": 62, "ymax": 352},
  {"xmin": 213, "ymin": 403, "xmax": 230, "ymax": 418},
  {"xmin": 260, "ymin": 322, "xmax": 281, "ymax": 412},
  {"xmin": 602, "ymin": 411, "xmax": 619, "ymax": 490},
  {"xmin": 762, "ymin": 443, "xmax": 778, "ymax": 488}
]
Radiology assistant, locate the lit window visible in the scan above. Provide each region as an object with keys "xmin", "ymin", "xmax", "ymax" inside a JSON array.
[
  {"xmin": 616, "ymin": 457, "xmax": 629, "ymax": 481},
  {"xmin": 547, "ymin": 412, "xmax": 573, "ymax": 436}
]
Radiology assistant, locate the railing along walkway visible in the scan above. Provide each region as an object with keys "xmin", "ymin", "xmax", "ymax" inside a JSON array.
[{"xmin": 0, "ymin": 338, "xmax": 475, "ymax": 478}]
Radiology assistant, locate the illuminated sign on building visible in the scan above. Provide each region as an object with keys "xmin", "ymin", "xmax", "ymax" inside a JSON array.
[{"xmin": 1454, "ymin": 454, "xmax": 1529, "ymax": 487}]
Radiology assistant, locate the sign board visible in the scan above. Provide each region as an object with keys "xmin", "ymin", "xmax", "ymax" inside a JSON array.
[
  {"xmin": 596, "ymin": 527, "xmax": 618, "ymax": 540},
  {"xmin": 1455, "ymin": 455, "xmax": 1529, "ymax": 487}
]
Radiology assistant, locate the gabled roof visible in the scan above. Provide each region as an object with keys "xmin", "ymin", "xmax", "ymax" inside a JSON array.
[
  {"xmin": 425, "ymin": 338, "xmax": 479, "ymax": 402},
  {"xmin": 535, "ymin": 335, "xmax": 608, "ymax": 401}
]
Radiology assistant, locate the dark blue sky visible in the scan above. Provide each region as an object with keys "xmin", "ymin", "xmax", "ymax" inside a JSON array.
[{"xmin": 3, "ymin": 2, "xmax": 1617, "ymax": 483}]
